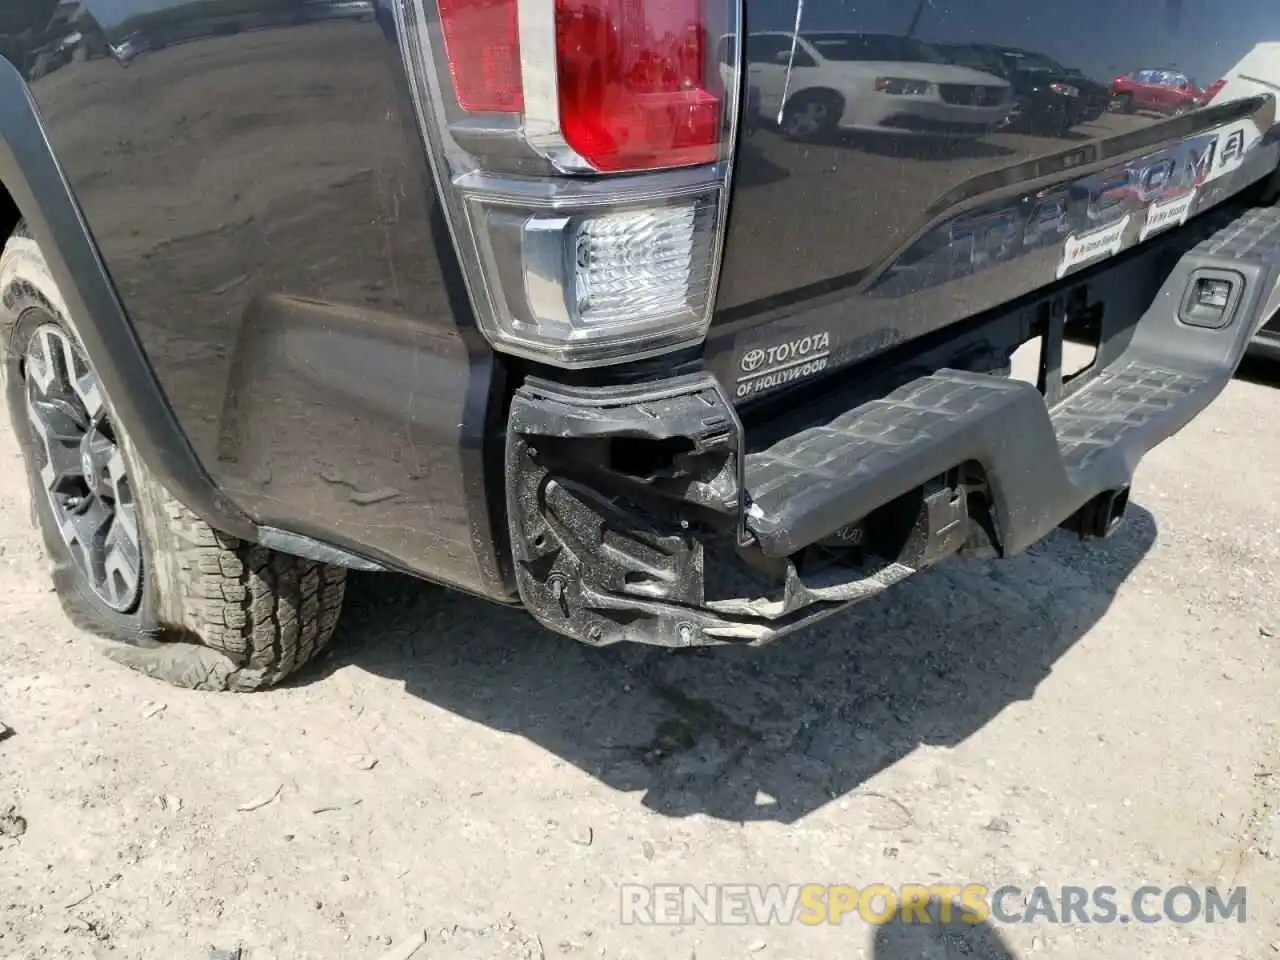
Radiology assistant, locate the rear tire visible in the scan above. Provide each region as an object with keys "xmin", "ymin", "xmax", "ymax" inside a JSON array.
[{"xmin": 0, "ymin": 225, "xmax": 347, "ymax": 691}]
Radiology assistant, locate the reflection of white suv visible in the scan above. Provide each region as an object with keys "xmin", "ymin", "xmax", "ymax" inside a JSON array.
[{"xmin": 731, "ymin": 32, "xmax": 1012, "ymax": 141}]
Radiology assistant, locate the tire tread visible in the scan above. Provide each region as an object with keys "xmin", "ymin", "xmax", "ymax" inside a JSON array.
[{"xmin": 160, "ymin": 499, "xmax": 346, "ymax": 690}]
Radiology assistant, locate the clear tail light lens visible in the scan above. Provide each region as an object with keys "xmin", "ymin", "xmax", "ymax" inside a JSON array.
[
  {"xmin": 393, "ymin": 0, "xmax": 741, "ymax": 367},
  {"xmin": 574, "ymin": 205, "xmax": 706, "ymax": 323}
]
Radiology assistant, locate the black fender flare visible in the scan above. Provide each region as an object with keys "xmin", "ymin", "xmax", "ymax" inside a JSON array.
[{"xmin": 0, "ymin": 57, "xmax": 258, "ymax": 541}]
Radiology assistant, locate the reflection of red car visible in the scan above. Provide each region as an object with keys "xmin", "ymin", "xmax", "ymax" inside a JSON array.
[
  {"xmin": 1108, "ymin": 68, "xmax": 1203, "ymax": 116},
  {"xmin": 1197, "ymin": 79, "xmax": 1228, "ymax": 107}
]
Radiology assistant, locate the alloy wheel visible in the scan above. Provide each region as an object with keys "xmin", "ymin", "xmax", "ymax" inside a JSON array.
[
  {"xmin": 23, "ymin": 322, "xmax": 143, "ymax": 612},
  {"xmin": 785, "ymin": 101, "xmax": 828, "ymax": 139},
  {"xmin": 998, "ymin": 97, "xmax": 1027, "ymax": 129}
]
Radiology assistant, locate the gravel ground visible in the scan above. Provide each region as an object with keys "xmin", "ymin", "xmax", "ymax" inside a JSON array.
[{"xmin": 1, "ymin": 353, "xmax": 1279, "ymax": 960}]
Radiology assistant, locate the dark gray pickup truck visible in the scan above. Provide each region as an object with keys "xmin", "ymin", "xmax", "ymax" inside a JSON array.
[{"xmin": 1, "ymin": 0, "xmax": 1278, "ymax": 690}]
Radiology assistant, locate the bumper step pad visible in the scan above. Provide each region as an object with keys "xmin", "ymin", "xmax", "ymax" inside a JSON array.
[
  {"xmin": 744, "ymin": 205, "xmax": 1280, "ymax": 560},
  {"xmin": 1051, "ymin": 361, "xmax": 1210, "ymax": 474}
]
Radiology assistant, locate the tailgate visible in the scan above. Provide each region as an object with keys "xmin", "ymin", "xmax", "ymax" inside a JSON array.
[{"xmin": 709, "ymin": 5, "xmax": 1280, "ymax": 404}]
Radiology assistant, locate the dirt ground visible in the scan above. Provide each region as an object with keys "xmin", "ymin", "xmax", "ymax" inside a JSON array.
[{"xmin": 1, "ymin": 353, "xmax": 1279, "ymax": 959}]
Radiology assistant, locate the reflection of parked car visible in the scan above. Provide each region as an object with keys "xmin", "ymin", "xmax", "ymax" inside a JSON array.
[
  {"xmin": 298, "ymin": 0, "xmax": 376, "ymax": 23},
  {"xmin": 1197, "ymin": 79, "xmax": 1228, "ymax": 106},
  {"xmin": 108, "ymin": 32, "xmax": 149, "ymax": 65},
  {"xmin": 1198, "ymin": 42, "xmax": 1280, "ymax": 363},
  {"xmin": 935, "ymin": 44, "xmax": 1109, "ymax": 135},
  {"xmin": 1108, "ymin": 68, "xmax": 1202, "ymax": 116},
  {"xmin": 104, "ymin": 28, "xmax": 162, "ymax": 61},
  {"xmin": 728, "ymin": 32, "xmax": 1011, "ymax": 142}
]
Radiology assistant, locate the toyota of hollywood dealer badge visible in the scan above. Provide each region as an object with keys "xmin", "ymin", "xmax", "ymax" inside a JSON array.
[{"xmin": 734, "ymin": 331, "xmax": 831, "ymax": 399}]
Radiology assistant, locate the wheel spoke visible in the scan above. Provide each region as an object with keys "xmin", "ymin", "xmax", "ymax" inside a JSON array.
[
  {"xmin": 60, "ymin": 496, "xmax": 110, "ymax": 555},
  {"xmin": 31, "ymin": 327, "xmax": 67, "ymax": 393},
  {"xmin": 39, "ymin": 443, "xmax": 84, "ymax": 495},
  {"xmin": 25, "ymin": 341, "xmax": 54, "ymax": 394},
  {"xmin": 54, "ymin": 331, "xmax": 81, "ymax": 390},
  {"xmin": 112, "ymin": 500, "xmax": 140, "ymax": 553},
  {"xmin": 72, "ymin": 370, "xmax": 105, "ymax": 422},
  {"xmin": 28, "ymin": 396, "xmax": 87, "ymax": 440},
  {"xmin": 25, "ymin": 397, "xmax": 86, "ymax": 493},
  {"xmin": 101, "ymin": 446, "xmax": 127, "ymax": 492},
  {"xmin": 24, "ymin": 322, "xmax": 142, "ymax": 613},
  {"xmin": 103, "ymin": 506, "xmax": 142, "ymax": 608},
  {"xmin": 82, "ymin": 434, "xmax": 118, "ymax": 492}
]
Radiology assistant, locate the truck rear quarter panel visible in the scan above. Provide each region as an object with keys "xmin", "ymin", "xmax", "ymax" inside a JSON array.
[{"xmin": 15, "ymin": 1, "xmax": 512, "ymax": 600}]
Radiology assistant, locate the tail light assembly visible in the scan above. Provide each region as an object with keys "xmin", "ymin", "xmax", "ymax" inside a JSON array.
[{"xmin": 393, "ymin": 0, "xmax": 742, "ymax": 367}]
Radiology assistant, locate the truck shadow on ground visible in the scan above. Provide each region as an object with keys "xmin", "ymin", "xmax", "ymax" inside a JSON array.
[
  {"xmin": 871, "ymin": 898, "xmax": 1018, "ymax": 960},
  {"xmin": 1234, "ymin": 354, "xmax": 1280, "ymax": 388},
  {"xmin": 310, "ymin": 505, "xmax": 1158, "ymax": 824}
]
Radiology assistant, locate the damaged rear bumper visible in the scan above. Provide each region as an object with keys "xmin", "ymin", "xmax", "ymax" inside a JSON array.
[{"xmin": 506, "ymin": 206, "xmax": 1280, "ymax": 648}]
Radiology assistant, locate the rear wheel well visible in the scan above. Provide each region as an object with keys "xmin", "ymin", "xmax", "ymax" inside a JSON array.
[{"xmin": 787, "ymin": 88, "xmax": 845, "ymax": 111}]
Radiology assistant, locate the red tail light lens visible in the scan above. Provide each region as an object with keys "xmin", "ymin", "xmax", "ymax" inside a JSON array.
[
  {"xmin": 555, "ymin": 0, "xmax": 722, "ymax": 171},
  {"xmin": 437, "ymin": 0, "xmax": 523, "ymax": 112}
]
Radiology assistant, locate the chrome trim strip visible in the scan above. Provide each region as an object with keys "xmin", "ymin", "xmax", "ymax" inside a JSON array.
[
  {"xmin": 704, "ymin": 0, "xmax": 744, "ymax": 345},
  {"xmin": 517, "ymin": 0, "xmax": 596, "ymax": 172},
  {"xmin": 456, "ymin": 165, "xmax": 727, "ymax": 206},
  {"xmin": 522, "ymin": 216, "xmax": 575, "ymax": 326}
]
